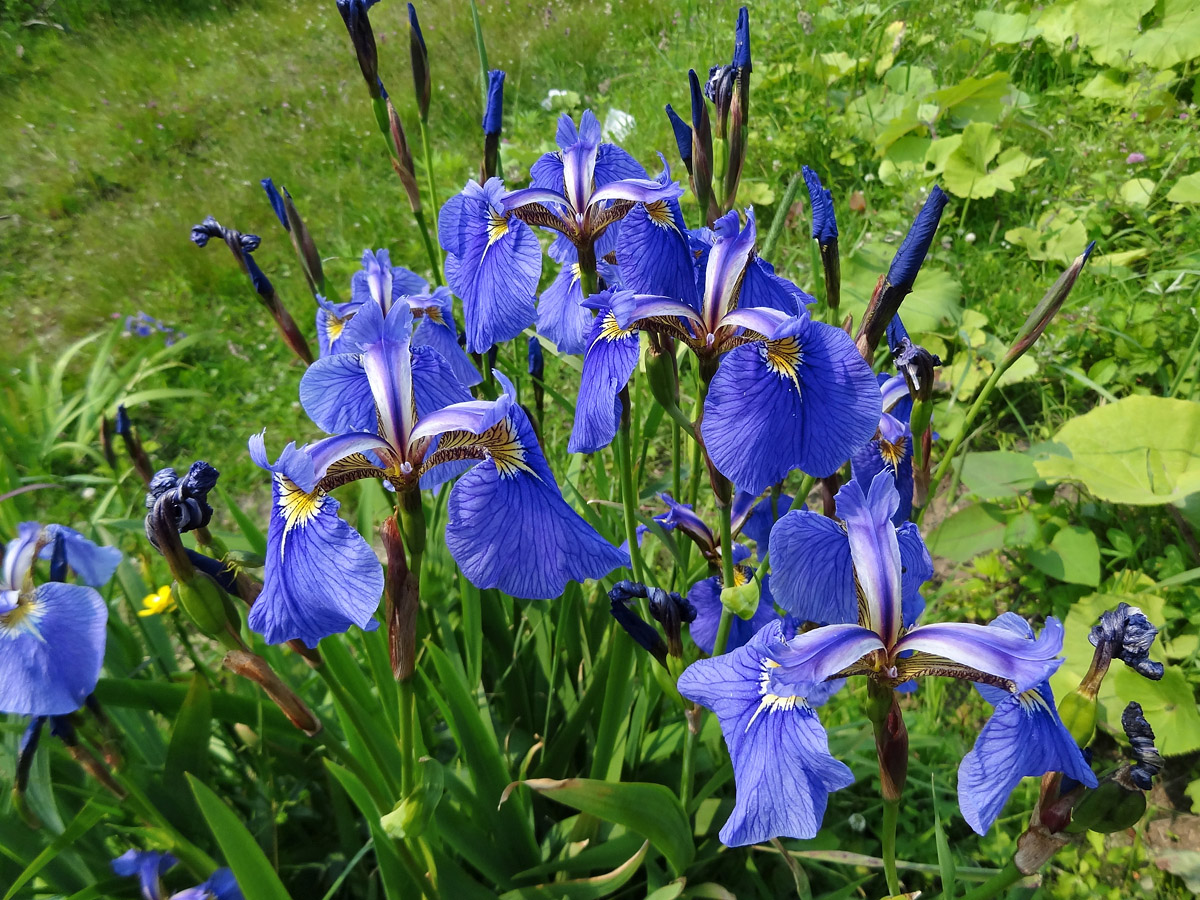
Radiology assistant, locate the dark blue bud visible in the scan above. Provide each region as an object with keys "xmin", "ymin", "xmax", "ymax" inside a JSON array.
[
  {"xmin": 527, "ymin": 335, "xmax": 544, "ymax": 380},
  {"xmin": 48, "ymin": 535, "xmax": 67, "ymax": 584},
  {"xmin": 733, "ymin": 6, "xmax": 751, "ymax": 72},
  {"xmin": 688, "ymin": 69, "xmax": 706, "ymax": 134},
  {"xmin": 1121, "ymin": 702, "xmax": 1162, "ymax": 790},
  {"xmin": 408, "ymin": 3, "xmax": 430, "ymax": 119},
  {"xmin": 664, "ymin": 104, "xmax": 692, "ymax": 168},
  {"xmin": 886, "ymin": 186, "xmax": 948, "ymax": 292},
  {"xmin": 483, "ymin": 69, "xmax": 505, "ymax": 136},
  {"xmin": 802, "ymin": 165, "xmax": 838, "ymax": 243},
  {"xmin": 1090, "ymin": 602, "xmax": 1164, "ymax": 681},
  {"xmin": 243, "ymin": 253, "xmax": 274, "ymax": 299},
  {"xmin": 261, "ymin": 178, "xmax": 289, "ymax": 231},
  {"xmin": 704, "ymin": 63, "xmax": 735, "ymax": 112},
  {"xmin": 114, "ymin": 404, "xmax": 131, "ymax": 435},
  {"xmin": 16, "ymin": 717, "xmax": 46, "ymax": 792},
  {"xmin": 48, "ymin": 715, "xmax": 77, "ymax": 745},
  {"xmin": 486, "ymin": 345, "xmax": 497, "ymax": 371}
]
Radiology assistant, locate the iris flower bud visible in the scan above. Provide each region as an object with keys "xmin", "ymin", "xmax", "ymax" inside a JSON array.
[
  {"xmin": 335, "ymin": 0, "xmax": 383, "ymax": 100},
  {"xmin": 408, "ymin": 3, "xmax": 431, "ymax": 122},
  {"xmin": 260, "ymin": 178, "xmax": 325, "ymax": 295},
  {"xmin": 387, "ymin": 99, "xmax": 422, "ymax": 212},
  {"xmin": 688, "ymin": 69, "xmax": 716, "ymax": 226},
  {"xmin": 867, "ymin": 681, "xmax": 908, "ymax": 802},
  {"xmin": 527, "ymin": 335, "xmax": 545, "ymax": 419},
  {"xmin": 113, "ymin": 404, "xmax": 155, "ymax": 486},
  {"xmin": 481, "ymin": 69, "xmax": 505, "ymax": 182},
  {"xmin": 856, "ymin": 187, "xmax": 948, "ymax": 359},
  {"xmin": 1005, "ymin": 242, "xmax": 1095, "ymax": 364},
  {"xmin": 803, "ymin": 165, "xmax": 840, "ymax": 311},
  {"xmin": 664, "ymin": 104, "xmax": 693, "ymax": 176}
]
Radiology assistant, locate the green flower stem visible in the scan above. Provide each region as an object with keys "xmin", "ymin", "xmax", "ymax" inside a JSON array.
[
  {"xmin": 398, "ymin": 678, "xmax": 416, "ymax": 796},
  {"xmin": 615, "ymin": 417, "xmax": 646, "ymax": 585},
  {"xmin": 417, "ymin": 119, "xmax": 445, "ymax": 280},
  {"xmin": 671, "ymin": 420, "xmax": 683, "ymax": 508},
  {"xmin": 919, "ymin": 361, "xmax": 1006, "ymax": 524},
  {"xmin": 958, "ymin": 860, "xmax": 1024, "ymax": 900},
  {"xmin": 759, "ymin": 171, "xmax": 802, "ymax": 260},
  {"xmin": 711, "ymin": 501, "xmax": 736, "ymax": 657},
  {"xmin": 411, "ymin": 207, "xmax": 442, "ymax": 287},
  {"xmin": 881, "ymin": 797, "xmax": 901, "ymax": 897},
  {"xmin": 680, "ymin": 719, "xmax": 697, "ymax": 811},
  {"xmin": 787, "ymin": 473, "xmax": 816, "ymax": 513}
]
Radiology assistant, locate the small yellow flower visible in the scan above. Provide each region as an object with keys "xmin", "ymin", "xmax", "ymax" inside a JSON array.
[{"xmin": 138, "ymin": 585, "xmax": 176, "ymax": 617}]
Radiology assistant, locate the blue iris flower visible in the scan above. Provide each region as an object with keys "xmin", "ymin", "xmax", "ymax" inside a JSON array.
[
  {"xmin": 315, "ymin": 249, "xmax": 480, "ymax": 386},
  {"xmin": 438, "ymin": 110, "xmax": 681, "ymax": 353},
  {"xmin": 0, "ymin": 523, "xmax": 118, "ymax": 716},
  {"xmin": 251, "ymin": 301, "xmax": 626, "ymax": 646},
  {"xmin": 576, "ymin": 209, "xmax": 880, "ymax": 487},
  {"xmin": 112, "ymin": 850, "xmax": 243, "ymax": 900},
  {"xmin": 850, "ymin": 374, "xmax": 915, "ymax": 525},
  {"xmin": 679, "ymin": 471, "xmax": 1094, "ymax": 844}
]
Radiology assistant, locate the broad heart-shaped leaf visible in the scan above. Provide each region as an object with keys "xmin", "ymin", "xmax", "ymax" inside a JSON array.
[
  {"xmin": 1131, "ymin": 0, "xmax": 1200, "ymax": 68},
  {"xmin": 1072, "ymin": 0, "xmax": 1156, "ymax": 67},
  {"xmin": 499, "ymin": 841, "xmax": 649, "ymax": 900},
  {"xmin": 1028, "ymin": 525, "xmax": 1101, "ymax": 587},
  {"xmin": 974, "ymin": 10, "xmax": 1041, "ymax": 44},
  {"xmin": 926, "ymin": 502, "xmax": 1008, "ymax": 563},
  {"xmin": 187, "ymin": 775, "xmax": 294, "ymax": 900},
  {"xmin": 931, "ymin": 71, "xmax": 1009, "ymax": 118},
  {"xmin": 1050, "ymin": 592, "xmax": 1200, "ymax": 756},
  {"xmin": 502, "ymin": 778, "xmax": 694, "ymax": 875},
  {"xmin": 1035, "ymin": 396, "xmax": 1200, "ymax": 505},
  {"xmin": 1118, "ymin": 178, "xmax": 1155, "ymax": 207},
  {"xmin": 1167, "ymin": 171, "xmax": 1200, "ymax": 204},
  {"xmin": 942, "ymin": 123, "xmax": 1045, "ymax": 198},
  {"xmin": 959, "ymin": 450, "xmax": 1041, "ymax": 499}
]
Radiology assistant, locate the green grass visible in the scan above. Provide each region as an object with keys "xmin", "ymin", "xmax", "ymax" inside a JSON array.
[{"xmin": 1, "ymin": 1, "xmax": 1198, "ymax": 896}]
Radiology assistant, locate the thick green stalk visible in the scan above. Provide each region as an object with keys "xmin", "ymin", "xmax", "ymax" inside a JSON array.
[
  {"xmin": 680, "ymin": 723, "xmax": 697, "ymax": 810},
  {"xmin": 398, "ymin": 678, "xmax": 416, "ymax": 796},
  {"xmin": 881, "ymin": 797, "xmax": 901, "ymax": 897},
  {"xmin": 787, "ymin": 473, "xmax": 817, "ymax": 513},
  {"xmin": 671, "ymin": 421, "xmax": 682, "ymax": 506},
  {"xmin": 418, "ymin": 119, "xmax": 445, "ymax": 278},
  {"xmin": 711, "ymin": 501, "xmax": 737, "ymax": 657},
  {"xmin": 958, "ymin": 860, "xmax": 1024, "ymax": 900},
  {"xmin": 760, "ymin": 171, "xmax": 802, "ymax": 260}
]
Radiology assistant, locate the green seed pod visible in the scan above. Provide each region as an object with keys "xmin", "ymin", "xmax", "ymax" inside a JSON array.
[{"xmin": 1057, "ymin": 688, "xmax": 1099, "ymax": 748}]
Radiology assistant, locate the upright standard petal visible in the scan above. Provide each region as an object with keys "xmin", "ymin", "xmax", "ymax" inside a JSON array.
[
  {"xmin": 896, "ymin": 521, "xmax": 933, "ymax": 628},
  {"xmin": 958, "ymin": 679, "xmax": 1097, "ymax": 835},
  {"xmin": 538, "ymin": 261, "xmax": 593, "ymax": 355},
  {"xmin": 617, "ymin": 182, "xmax": 698, "ymax": 309},
  {"xmin": 677, "ymin": 621, "xmax": 855, "ymax": 846},
  {"xmin": 701, "ymin": 316, "xmax": 881, "ymax": 493},
  {"xmin": 443, "ymin": 399, "xmax": 627, "ymax": 598},
  {"xmin": 836, "ymin": 473, "xmax": 904, "ymax": 645},
  {"xmin": 768, "ymin": 510, "xmax": 854, "ymax": 624},
  {"xmin": 0, "ymin": 582, "xmax": 107, "ymax": 715},
  {"xmin": 439, "ymin": 179, "xmax": 541, "ymax": 352},
  {"xmin": 248, "ymin": 439, "xmax": 383, "ymax": 648},
  {"xmin": 410, "ymin": 288, "xmax": 483, "ymax": 387},
  {"xmin": 39, "ymin": 525, "xmax": 121, "ymax": 587},
  {"xmin": 568, "ymin": 310, "xmax": 641, "ymax": 454},
  {"xmin": 737, "ymin": 257, "xmax": 811, "ymax": 316}
]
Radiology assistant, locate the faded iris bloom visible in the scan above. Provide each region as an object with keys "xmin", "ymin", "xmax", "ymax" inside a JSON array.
[
  {"xmin": 112, "ymin": 850, "xmax": 243, "ymax": 900},
  {"xmin": 572, "ymin": 209, "xmax": 880, "ymax": 487},
  {"xmin": 439, "ymin": 110, "xmax": 680, "ymax": 353},
  {"xmin": 680, "ymin": 472, "xmax": 1094, "ymax": 844},
  {"xmin": 316, "ymin": 249, "xmax": 480, "ymax": 386},
  {"xmin": 0, "ymin": 523, "xmax": 119, "ymax": 716},
  {"xmin": 252, "ymin": 301, "xmax": 625, "ymax": 646}
]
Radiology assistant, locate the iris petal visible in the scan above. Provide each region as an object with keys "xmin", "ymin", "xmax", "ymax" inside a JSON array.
[
  {"xmin": 958, "ymin": 680, "xmax": 1097, "ymax": 835},
  {"xmin": 613, "ymin": 193, "xmax": 697, "ymax": 308},
  {"xmin": 769, "ymin": 511, "xmax": 854, "ymax": 624},
  {"xmin": 439, "ymin": 179, "xmax": 541, "ymax": 352},
  {"xmin": 538, "ymin": 262, "xmax": 592, "ymax": 355},
  {"xmin": 445, "ymin": 403, "xmax": 627, "ymax": 598},
  {"xmin": 0, "ymin": 582, "xmax": 107, "ymax": 715},
  {"xmin": 40, "ymin": 525, "xmax": 121, "ymax": 587},
  {"xmin": 701, "ymin": 316, "xmax": 881, "ymax": 493},
  {"xmin": 894, "ymin": 616, "xmax": 1066, "ymax": 692},
  {"xmin": 677, "ymin": 621, "xmax": 855, "ymax": 846},
  {"xmin": 568, "ymin": 310, "xmax": 641, "ymax": 454}
]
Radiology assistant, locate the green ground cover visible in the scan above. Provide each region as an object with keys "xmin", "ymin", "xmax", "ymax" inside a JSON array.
[{"xmin": 1, "ymin": 0, "xmax": 1199, "ymax": 896}]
